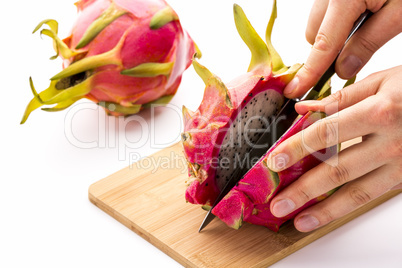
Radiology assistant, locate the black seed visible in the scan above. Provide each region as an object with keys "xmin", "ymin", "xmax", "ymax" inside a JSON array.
[{"xmin": 249, "ymin": 93, "xmax": 253, "ymax": 97}]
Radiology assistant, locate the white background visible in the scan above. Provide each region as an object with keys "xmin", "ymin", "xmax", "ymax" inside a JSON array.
[{"xmin": 1, "ymin": 0, "xmax": 401, "ymax": 267}]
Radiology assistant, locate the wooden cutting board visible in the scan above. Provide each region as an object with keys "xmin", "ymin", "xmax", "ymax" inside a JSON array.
[{"xmin": 89, "ymin": 141, "xmax": 401, "ymax": 267}]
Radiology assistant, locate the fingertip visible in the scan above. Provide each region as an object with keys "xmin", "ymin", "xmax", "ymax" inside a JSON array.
[
  {"xmin": 295, "ymin": 214, "xmax": 320, "ymax": 232},
  {"xmin": 336, "ymin": 54, "xmax": 363, "ymax": 79},
  {"xmin": 284, "ymin": 76, "xmax": 311, "ymax": 99},
  {"xmin": 294, "ymin": 105, "xmax": 308, "ymax": 115},
  {"xmin": 305, "ymin": 29, "xmax": 316, "ymax": 46},
  {"xmin": 391, "ymin": 183, "xmax": 402, "ymax": 191},
  {"xmin": 284, "ymin": 66, "xmax": 318, "ymax": 98},
  {"xmin": 283, "ymin": 76, "xmax": 299, "ymax": 97},
  {"xmin": 271, "ymin": 198, "xmax": 296, "ymax": 218},
  {"xmin": 266, "ymin": 152, "xmax": 290, "ymax": 172},
  {"xmin": 295, "ymin": 100, "xmax": 319, "ymax": 114}
]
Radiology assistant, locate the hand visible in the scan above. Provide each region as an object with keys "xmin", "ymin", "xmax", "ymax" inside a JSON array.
[
  {"xmin": 267, "ymin": 66, "xmax": 402, "ymax": 232},
  {"xmin": 284, "ymin": 0, "xmax": 402, "ymax": 98}
]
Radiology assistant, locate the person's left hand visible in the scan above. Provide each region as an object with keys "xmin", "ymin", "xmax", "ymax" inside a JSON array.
[{"xmin": 266, "ymin": 66, "xmax": 402, "ymax": 232}]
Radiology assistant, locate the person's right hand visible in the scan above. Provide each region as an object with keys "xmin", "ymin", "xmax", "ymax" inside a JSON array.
[
  {"xmin": 284, "ymin": 0, "xmax": 402, "ymax": 99},
  {"xmin": 268, "ymin": 65, "xmax": 402, "ymax": 232}
]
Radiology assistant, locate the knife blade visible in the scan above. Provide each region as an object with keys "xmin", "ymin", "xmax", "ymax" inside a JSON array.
[{"xmin": 198, "ymin": 10, "xmax": 372, "ymax": 232}]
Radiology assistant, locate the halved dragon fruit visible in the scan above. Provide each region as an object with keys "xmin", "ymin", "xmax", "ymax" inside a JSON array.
[
  {"xmin": 21, "ymin": 0, "xmax": 199, "ymax": 124},
  {"xmin": 182, "ymin": 2, "xmax": 337, "ymax": 232},
  {"xmin": 212, "ymin": 111, "xmax": 337, "ymax": 231}
]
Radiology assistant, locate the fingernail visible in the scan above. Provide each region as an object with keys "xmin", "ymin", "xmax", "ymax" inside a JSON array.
[
  {"xmin": 339, "ymin": 55, "xmax": 362, "ymax": 78},
  {"xmin": 284, "ymin": 76, "xmax": 299, "ymax": 96},
  {"xmin": 267, "ymin": 153, "xmax": 289, "ymax": 172},
  {"xmin": 296, "ymin": 215, "xmax": 319, "ymax": 232},
  {"xmin": 272, "ymin": 199, "xmax": 296, "ymax": 217}
]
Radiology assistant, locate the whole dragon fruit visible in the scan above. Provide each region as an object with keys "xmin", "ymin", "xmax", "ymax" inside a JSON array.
[
  {"xmin": 21, "ymin": 0, "xmax": 199, "ymax": 124},
  {"xmin": 182, "ymin": 2, "xmax": 337, "ymax": 232}
]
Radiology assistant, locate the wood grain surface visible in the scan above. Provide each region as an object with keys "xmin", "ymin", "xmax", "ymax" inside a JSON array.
[{"xmin": 89, "ymin": 141, "xmax": 401, "ymax": 267}]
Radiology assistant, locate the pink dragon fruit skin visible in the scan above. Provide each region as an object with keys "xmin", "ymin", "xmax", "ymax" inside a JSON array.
[
  {"xmin": 212, "ymin": 111, "xmax": 337, "ymax": 232},
  {"xmin": 182, "ymin": 2, "xmax": 301, "ymax": 207},
  {"xmin": 21, "ymin": 0, "xmax": 199, "ymax": 123},
  {"xmin": 182, "ymin": 2, "xmax": 337, "ymax": 232},
  {"xmin": 182, "ymin": 67, "xmax": 298, "ymax": 205}
]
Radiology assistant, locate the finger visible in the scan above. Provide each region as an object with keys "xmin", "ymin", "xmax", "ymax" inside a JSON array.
[
  {"xmin": 295, "ymin": 70, "xmax": 383, "ymax": 115},
  {"xmin": 267, "ymin": 95, "xmax": 379, "ymax": 172},
  {"xmin": 306, "ymin": 0, "xmax": 329, "ymax": 45},
  {"xmin": 284, "ymin": 0, "xmax": 387, "ymax": 98},
  {"xmin": 293, "ymin": 165, "xmax": 397, "ymax": 232},
  {"xmin": 391, "ymin": 183, "xmax": 402, "ymax": 190},
  {"xmin": 336, "ymin": 1, "xmax": 402, "ymax": 78},
  {"xmin": 270, "ymin": 135, "xmax": 385, "ymax": 218}
]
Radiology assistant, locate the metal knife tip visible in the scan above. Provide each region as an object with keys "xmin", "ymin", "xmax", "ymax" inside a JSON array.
[{"xmin": 198, "ymin": 220, "xmax": 207, "ymax": 233}]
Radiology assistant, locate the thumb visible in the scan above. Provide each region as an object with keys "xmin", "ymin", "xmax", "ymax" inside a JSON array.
[{"xmin": 336, "ymin": 1, "xmax": 402, "ymax": 79}]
